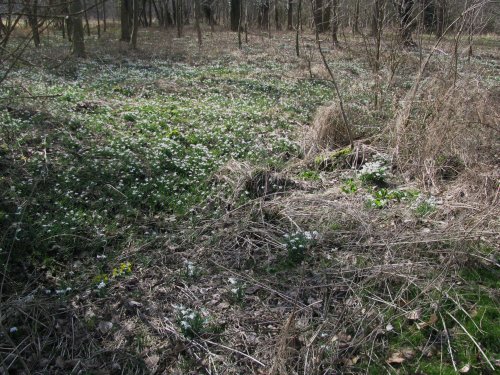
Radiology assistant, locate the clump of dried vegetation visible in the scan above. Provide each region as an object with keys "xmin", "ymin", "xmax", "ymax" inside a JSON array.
[{"xmin": 1, "ymin": 28, "xmax": 499, "ymax": 375}]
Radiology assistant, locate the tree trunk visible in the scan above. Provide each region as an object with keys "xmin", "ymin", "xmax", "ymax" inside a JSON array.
[
  {"xmin": 275, "ymin": 0, "xmax": 281, "ymax": 30},
  {"xmin": 66, "ymin": 8, "xmax": 73, "ymax": 42},
  {"xmin": 96, "ymin": 0, "xmax": 101, "ymax": 38},
  {"xmin": 103, "ymin": 0, "xmax": 107, "ymax": 31},
  {"xmin": 176, "ymin": 0, "xmax": 183, "ymax": 37},
  {"xmin": 312, "ymin": 0, "xmax": 328, "ymax": 33},
  {"xmin": 230, "ymin": 0, "xmax": 240, "ymax": 31},
  {"xmin": 352, "ymin": 0, "xmax": 359, "ymax": 34},
  {"xmin": 195, "ymin": 0, "xmax": 202, "ymax": 46},
  {"xmin": 287, "ymin": 0, "xmax": 293, "ymax": 30},
  {"xmin": 295, "ymin": 0, "xmax": 301, "ymax": 56},
  {"xmin": 121, "ymin": 0, "xmax": 131, "ymax": 41},
  {"xmin": 258, "ymin": 0, "xmax": 269, "ymax": 30},
  {"xmin": 435, "ymin": 0, "xmax": 446, "ymax": 38},
  {"xmin": 70, "ymin": 0, "xmax": 85, "ymax": 57},
  {"xmin": 149, "ymin": 0, "xmax": 153, "ymax": 26},
  {"xmin": 83, "ymin": 0, "xmax": 90, "ymax": 36},
  {"xmin": 28, "ymin": 0, "xmax": 40, "ymax": 47},
  {"xmin": 331, "ymin": 0, "xmax": 339, "ymax": 46},
  {"xmin": 394, "ymin": 0, "xmax": 415, "ymax": 46},
  {"xmin": 130, "ymin": 0, "xmax": 139, "ymax": 48},
  {"xmin": 371, "ymin": 0, "xmax": 380, "ymax": 36}
]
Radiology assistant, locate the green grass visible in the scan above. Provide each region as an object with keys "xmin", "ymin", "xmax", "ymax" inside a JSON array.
[
  {"xmin": 370, "ymin": 263, "xmax": 500, "ymax": 374},
  {"xmin": 0, "ymin": 58, "xmax": 335, "ymax": 272}
]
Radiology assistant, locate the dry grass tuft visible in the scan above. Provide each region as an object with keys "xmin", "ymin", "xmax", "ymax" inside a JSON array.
[
  {"xmin": 395, "ymin": 78, "xmax": 499, "ymax": 201},
  {"xmin": 303, "ymin": 103, "xmax": 352, "ymax": 155}
]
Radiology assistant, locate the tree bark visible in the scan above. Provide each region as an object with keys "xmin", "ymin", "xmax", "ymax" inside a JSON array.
[
  {"xmin": 435, "ymin": 0, "xmax": 446, "ymax": 38},
  {"xmin": 312, "ymin": 0, "xmax": 328, "ymax": 33},
  {"xmin": 130, "ymin": 0, "xmax": 139, "ymax": 48},
  {"xmin": 70, "ymin": 0, "xmax": 85, "ymax": 57},
  {"xmin": 331, "ymin": 0, "xmax": 339, "ymax": 46},
  {"xmin": 83, "ymin": 0, "xmax": 90, "ymax": 36},
  {"xmin": 275, "ymin": 0, "xmax": 281, "ymax": 30},
  {"xmin": 352, "ymin": 0, "xmax": 359, "ymax": 34},
  {"xmin": 28, "ymin": 0, "xmax": 40, "ymax": 47},
  {"xmin": 96, "ymin": 0, "xmax": 101, "ymax": 38},
  {"xmin": 121, "ymin": 0, "xmax": 131, "ymax": 41},
  {"xmin": 230, "ymin": 0, "xmax": 240, "ymax": 31},
  {"xmin": 287, "ymin": 0, "xmax": 293, "ymax": 30},
  {"xmin": 258, "ymin": 0, "xmax": 270, "ymax": 30},
  {"xmin": 176, "ymin": 0, "xmax": 183, "ymax": 37},
  {"xmin": 195, "ymin": 0, "xmax": 202, "ymax": 46},
  {"xmin": 102, "ymin": 0, "xmax": 107, "ymax": 31},
  {"xmin": 394, "ymin": 0, "xmax": 416, "ymax": 46},
  {"xmin": 295, "ymin": 0, "xmax": 301, "ymax": 56}
]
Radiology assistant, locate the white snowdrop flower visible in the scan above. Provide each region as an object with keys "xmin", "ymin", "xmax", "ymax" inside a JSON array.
[
  {"xmin": 231, "ymin": 288, "xmax": 239, "ymax": 294},
  {"xmin": 9, "ymin": 327, "xmax": 18, "ymax": 333},
  {"xmin": 97, "ymin": 281, "xmax": 106, "ymax": 289},
  {"xmin": 96, "ymin": 254, "xmax": 107, "ymax": 259},
  {"xmin": 228, "ymin": 277, "xmax": 237, "ymax": 285}
]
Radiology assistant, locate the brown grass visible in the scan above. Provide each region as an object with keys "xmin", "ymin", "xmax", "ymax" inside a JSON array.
[
  {"xmin": 394, "ymin": 77, "xmax": 499, "ymax": 201},
  {"xmin": 303, "ymin": 103, "xmax": 352, "ymax": 155}
]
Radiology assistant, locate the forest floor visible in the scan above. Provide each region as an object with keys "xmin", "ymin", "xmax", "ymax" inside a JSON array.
[{"xmin": 1, "ymin": 28, "xmax": 499, "ymax": 374}]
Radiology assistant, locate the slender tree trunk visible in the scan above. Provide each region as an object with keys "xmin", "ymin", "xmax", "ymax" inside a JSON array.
[
  {"xmin": 258, "ymin": 0, "xmax": 269, "ymax": 30},
  {"xmin": 312, "ymin": 0, "xmax": 330, "ymax": 33},
  {"xmin": 29, "ymin": 0, "xmax": 40, "ymax": 47},
  {"xmin": 140, "ymin": 0, "xmax": 147, "ymax": 26},
  {"xmin": 230, "ymin": 0, "xmax": 240, "ymax": 31},
  {"xmin": 103, "ymin": 0, "xmax": 107, "ymax": 31},
  {"xmin": 176, "ymin": 0, "xmax": 183, "ymax": 36},
  {"xmin": 244, "ymin": 0, "xmax": 248, "ymax": 42},
  {"xmin": 66, "ymin": 6, "xmax": 73, "ymax": 42},
  {"xmin": 331, "ymin": 0, "xmax": 339, "ymax": 46},
  {"xmin": 121, "ymin": 0, "xmax": 131, "ymax": 41},
  {"xmin": 130, "ymin": 0, "xmax": 139, "ymax": 47},
  {"xmin": 70, "ymin": 0, "xmax": 85, "ymax": 57},
  {"xmin": 287, "ymin": 0, "xmax": 293, "ymax": 30},
  {"xmin": 394, "ymin": 0, "xmax": 415, "ymax": 46},
  {"xmin": 96, "ymin": 0, "xmax": 101, "ymax": 38},
  {"xmin": 275, "ymin": 0, "xmax": 280, "ymax": 30},
  {"xmin": 195, "ymin": 0, "xmax": 202, "ymax": 46},
  {"xmin": 238, "ymin": 0, "xmax": 242, "ymax": 48},
  {"xmin": 372, "ymin": 0, "xmax": 380, "ymax": 36},
  {"xmin": 83, "ymin": 0, "xmax": 90, "ymax": 36},
  {"xmin": 352, "ymin": 0, "xmax": 359, "ymax": 34},
  {"xmin": 151, "ymin": 0, "xmax": 161, "ymax": 26},
  {"xmin": 148, "ymin": 0, "xmax": 152, "ymax": 26},
  {"xmin": 435, "ymin": 0, "xmax": 446, "ymax": 38},
  {"xmin": 295, "ymin": 0, "xmax": 301, "ymax": 56}
]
